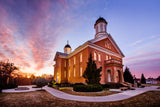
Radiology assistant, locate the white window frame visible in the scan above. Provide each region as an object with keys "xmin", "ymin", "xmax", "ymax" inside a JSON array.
[
  {"xmin": 94, "ymin": 52, "xmax": 97, "ymax": 60},
  {"xmin": 69, "ymin": 59, "xmax": 70, "ymax": 66},
  {"xmin": 80, "ymin": 53, "xmax": 82, "ymax": 62},
  {"xmin": 74, "ymin": 57, "xmax": 76, "ymax": 65},
  {"xmin": 69, "ymin": 69, "xmax": 70, "ymax": 77},
  {"xmin": 73, "ymin": 67, "xmax": 76, "ymax": 77},
  {"xmin": 106, "ymin": 55, "xmax": 109, "ymax": 60},
  {"xmin": 80, "ymin": 67, "xmax": 83, "ymax": 77},
  {"xmin": 98, "ymin": 53, "xmax": 101, "ymax": 62}
]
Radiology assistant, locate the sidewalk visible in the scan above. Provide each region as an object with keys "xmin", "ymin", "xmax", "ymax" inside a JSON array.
[
  {"xmin": 44, "ymin": 86, "xmax": 160, "ymax": 102},
  {"xmin": 2, "ymin": 85, "xmax": 160, "ymax": 102}
]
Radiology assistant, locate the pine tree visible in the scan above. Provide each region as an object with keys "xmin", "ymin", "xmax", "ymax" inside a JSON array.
[
  {"xmin": 83, "ymin": 53, "xmax": 102, "ymax": 84},
  {"xmin": 141, "ymin": 73, "xmax": 146, "ymax": 84},
  {"xmin": 123, "ymin": 67, "xmax": 134, "ymax": 84}
]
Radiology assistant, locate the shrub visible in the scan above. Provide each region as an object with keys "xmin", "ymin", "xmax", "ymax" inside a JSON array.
[
  {"xmin": 2, "ymin": 83, "xmax": 18, "ymax": 89},
  {"xmin": 102, "ymin": 83, "xmax": 124, "ymax": 89},
  {"xmin": 61, "ymin": 82, "xmax": 73, "ymax": 87},
  {"xmin": 32, "ymin": 78, "xmax": 48, "ymax": 89},
  {"xmin": 73, "ymin": 84, "xmax": 103, "ymax": 92},
  {"xmin": 48, "ymin": 79, "xmax": 56, "ymax": 87},
  {"xmin": 74, "ymin": 83, "xmax": 85, "ymax": 86}
]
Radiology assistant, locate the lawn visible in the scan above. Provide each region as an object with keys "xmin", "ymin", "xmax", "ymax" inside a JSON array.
[
  {"xmin": 0, "ymin": 91, "xmax": 160, "ymax": 107},
  {"xmin": 59, "ymin": 87, "xmax": 119, "ymax": 96}
]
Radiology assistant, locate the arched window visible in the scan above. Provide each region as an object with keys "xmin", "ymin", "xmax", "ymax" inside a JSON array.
[
  {"xmin": 69, "ymin": 59, "xmax": 70, "ymax": 66},
  {"xmin": 80, "ymin": 67, "xmax": 82, "ymax": 77},
  {"xmin": 69, "ymin": 69, "xmax": 70, "ymax": 78},
  {"xmin": 80, "ymin": 53, "xmax": 82, "ymax": 62},
  {"xmin": 106, "ymin": 55, "xmax": 109, "ymax": 60},
  {"xmin": 94, "ymin": 52, "xmax": 97, "ymax": 60},
  {"xmin": 74, "ymin": 57, "xmax": 76, "ymax": 65},
  {"xmin": 98, "ymin": 53, "xmax": 101, "ymax": 61},
  {"xmin": 100, "ymin": 23, "xmax": 103, "ymax": 32},
  {"xmin": 73, "ymin": 67, "xmax": 76, "ymax": 77}
]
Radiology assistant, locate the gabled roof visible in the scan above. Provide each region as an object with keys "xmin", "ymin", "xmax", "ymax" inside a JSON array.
[
  {"xmin": 54, "ymin": 34, "xmax": 124, "ymax": 61},
  {"xmin": 54, "ymin": 51, "xmax": 68, "ymax": 61},
  {"xmin": 89, "ymin": 34, "xmax": 125, "ymax": 57}
]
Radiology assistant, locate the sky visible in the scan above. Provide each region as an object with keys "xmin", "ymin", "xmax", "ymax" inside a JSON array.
[{"xmin": 0, "ymin": 0, "xmax": 160, "ymax": 78}]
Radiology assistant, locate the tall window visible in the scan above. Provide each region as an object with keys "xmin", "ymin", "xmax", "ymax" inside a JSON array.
[
  {"xmin": 73, "ymin": 67, "xmax": 76, "ymax": 77},
  {"xmin": 74, "ymin": 57, "xmax": 76, "ymax": 65},
  {"xmin": 64, "ymin": 71, "xmax": 66, "ymax": 78},
  {"xmin": 69, "ymin": 59, "xmax": 70, "ymax": 66},
  {"xmin": 106, "ymin": 55, "xmax": 109, "ymax": 60},
  {"xmin": 100, "ymin": 23, "xmax": 103, "ymax": 31},
  {"xmin": 69, "ymin": 69, "xmax": 70, "ymax": 77},
  {"xmin": 98, "ymin": 53, "xmax": 101, "ymax": 61},
  {"xmin": 94, "ymin": 52, "xmax": 97, "ymax": 60},
  {"xmin": 80, "ymin": 67, "xmax": 83, "ymax": 77},
  {"xmin": 109, "ymin": 56, "xmax": 112, "ymax": 59},
  {"xmin": 80, "ymin": 53, "xmax": 82, "ymax": 62}
]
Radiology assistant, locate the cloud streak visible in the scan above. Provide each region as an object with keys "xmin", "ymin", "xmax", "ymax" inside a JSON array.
[{"xmin": 0, "ymin": 0, "xmax": 84, "ymax": 74}]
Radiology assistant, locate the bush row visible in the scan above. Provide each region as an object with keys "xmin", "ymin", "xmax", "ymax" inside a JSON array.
[
  {"xmin": 101, "ymin": 83, "xmax": 124, "ymax": 89},
  {"xmin": 0, "ymin": 84, "xmax": 18, "ymax": 89},
  {"xmin": 73, "ymin": 84, "xmax": 103, "ymax": 92}
]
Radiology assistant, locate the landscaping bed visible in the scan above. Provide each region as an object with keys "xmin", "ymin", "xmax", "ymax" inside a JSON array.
[{"xmin": 59, "ymin": 87, "xmax": 119, "ymax": 96}]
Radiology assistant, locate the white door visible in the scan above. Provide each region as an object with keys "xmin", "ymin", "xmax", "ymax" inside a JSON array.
[{"xmin": 108, "ymin": 71, "xmax": 111, "ymax": 82}]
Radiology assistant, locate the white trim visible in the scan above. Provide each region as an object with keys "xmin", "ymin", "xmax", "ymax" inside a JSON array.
[
  {"xmin": 88, "ymin": 42, "xmax": 123, "ymax": 58},
  {"xmin": 88, "ymin": 45, "xmax": 122, "ymax": 58},
  {"xmin": 67, "ymin": 43, "xmax": 88, "ymax": 58},
  {"xmin": 90, "ymin": 34, "xmax": 124, "ymax": 57},
  {"xmin": 90, "ymin": 34, "xmax": 108, "ymax": 43}
]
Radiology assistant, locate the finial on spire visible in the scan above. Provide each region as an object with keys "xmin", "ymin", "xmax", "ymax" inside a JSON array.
[{"xmin": 67, "ymin": 40, "xmax": 69, "ymax": 44}]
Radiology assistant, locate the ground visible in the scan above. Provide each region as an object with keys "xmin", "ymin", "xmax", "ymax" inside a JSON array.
[
  {"xmin": 59, "ymin": 87, "xmax": 119, "ymax": 96},
  {"xmin": 0, "ymin": 91, "xmax": 160, "ymax": 107}
]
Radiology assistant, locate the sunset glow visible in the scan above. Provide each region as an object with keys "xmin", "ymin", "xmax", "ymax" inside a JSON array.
[{"xmin": 0, "ymin": 0, "xmax": 160, "ymax": 78}]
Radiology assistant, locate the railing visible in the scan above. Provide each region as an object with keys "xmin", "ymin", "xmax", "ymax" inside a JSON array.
[{"xmin": 104, "ymin": 59, "xmax": 122, "ymax": 65}]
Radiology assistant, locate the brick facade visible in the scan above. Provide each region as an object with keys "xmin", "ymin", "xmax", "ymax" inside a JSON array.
[{"xmin": 53, "ymin": 17, "xmax": 124, "ymax": 84}]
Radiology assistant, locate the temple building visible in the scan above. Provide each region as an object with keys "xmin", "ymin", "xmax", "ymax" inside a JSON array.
[{"xmin": 53, "ymin": 17, "xmax": 125, "ymax": 84}]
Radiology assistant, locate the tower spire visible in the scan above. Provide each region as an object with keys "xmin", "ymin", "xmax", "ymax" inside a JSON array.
[{"xmin": 67, "ymin": 40, "xmax": 69, "ymax": 44}]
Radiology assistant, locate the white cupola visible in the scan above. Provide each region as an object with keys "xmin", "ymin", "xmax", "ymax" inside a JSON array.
[
  {"xmin": 94, "ymin": 17, "xmax": 108, "ymax": 38},
  {"xmin": 64, "ymin": 40, "xmax": 71, "ymax": 54}
]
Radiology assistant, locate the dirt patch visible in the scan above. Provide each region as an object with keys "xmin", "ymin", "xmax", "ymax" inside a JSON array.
[{"xmin": 0, "ymin": 91, "xmax": 160, "ymax": 107}]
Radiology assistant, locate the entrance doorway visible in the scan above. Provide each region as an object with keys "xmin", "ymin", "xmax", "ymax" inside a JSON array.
[
  {"xmin": 116, "ymin": 70, "xmax": 121, "ymax": 83},
  {"xmin": 107, "ymin": 70, "xmax": 111, "ymax": 82}
]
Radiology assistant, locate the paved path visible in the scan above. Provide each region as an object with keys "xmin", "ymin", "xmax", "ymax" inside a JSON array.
[
  {"xmin": 2, "ymin": 85, "xmax": 160, "ymax": 102},
  {"xmin": 44, "ymin": 86, "xmax": 160, "ymax": 102},
  {"xmin": 2, "ymin": 85, "xmax": 41, "ymax": 93}
]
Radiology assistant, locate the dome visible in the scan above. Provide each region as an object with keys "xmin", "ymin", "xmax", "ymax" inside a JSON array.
[
  {"xmin": 94, "ymin": 17, "xmax": 107, "ymax": 27},
  {"xmin": 64, "ymin": 44, "xmax": 71, "ymax": 48}
]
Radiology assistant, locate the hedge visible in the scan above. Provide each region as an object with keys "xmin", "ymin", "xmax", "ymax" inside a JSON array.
[
  {"xmin": 101, "ymin": 83, "xmax": 124, "ymax": 89},
  {"xmin": 73, "ymin": 84, "xmax": 103, "ymax": 92}
]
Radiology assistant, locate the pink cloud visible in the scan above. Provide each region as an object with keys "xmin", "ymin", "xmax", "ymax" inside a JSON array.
[{"xmin": 124, "ymin": 51, "xmax": 160, "ymax": 78}]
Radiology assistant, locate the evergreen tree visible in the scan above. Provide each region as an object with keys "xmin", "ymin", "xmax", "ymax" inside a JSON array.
[
  {"xmin": 141, "ymin": 73, "xmax": 146, "ymax": 84},
  {"xmin": 83, "ymin": 53, "xmax": 102, "ymax": 84},
  {"xmin": 123, "ymin": 67, "xmax": 134, "ymax": 84},
  {"xmin": 157, "ymin": 76, "xmax": 160, "ymax": 81}
]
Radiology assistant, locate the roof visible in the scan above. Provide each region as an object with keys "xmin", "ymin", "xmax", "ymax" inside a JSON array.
[
  {"xmin": 64, "ymin": 44, "xmax": 71, "ymax": 48},
  {"xmin": 54, "ymin": 52, "xmax": 68, "ymax": 61},
  {"xmin": 57, "ymin": 52, "xmax": 68, "ymax": 56},
  {"xmin": 94, "ymin": 17, "xmax": 107, "ymax": 27}
]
